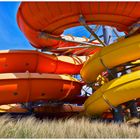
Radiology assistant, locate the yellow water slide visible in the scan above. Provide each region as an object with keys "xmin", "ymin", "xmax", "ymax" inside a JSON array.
[
  {"xmin": 81, "ymin": 34, "xmax": 140, "ymax": 83},
  {"xmin": 84, "ymin": 70, "xmax": 140, "ymax": 116},
  {"xmin": 80, "ymin": 34, "xmax": 140, "ymax": 116}
]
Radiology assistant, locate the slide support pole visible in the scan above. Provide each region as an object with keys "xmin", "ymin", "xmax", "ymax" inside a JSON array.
[
  {"xmin": 127, "ymin": 100, "xmax": 139, "ymax": 118},
  {"xmin": 113, "ymin": 105, "xmax": 124, "ymax": 122}
]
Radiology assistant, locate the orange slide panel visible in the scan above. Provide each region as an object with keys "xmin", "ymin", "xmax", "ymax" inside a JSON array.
[
  {"xmin": 0, "ymin": 50, "xmax": 89, "ymax": 74},
  {"xmin": 17, "ymin": 2, "xmax": 140, "ymax": 50},
  {"xmin": 0, "ymin": 73, "xmax": 82, "ymax": 105}
]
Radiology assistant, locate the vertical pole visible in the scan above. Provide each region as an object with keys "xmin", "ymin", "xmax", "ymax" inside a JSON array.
[
  {"xmin": 112, "ymin": 105, "xmax": 124, "ymax": 122},
  {"xmin": 124, "ymin": 67, "xmax": 138, "ymax": 119},
  {"xmin": 103, "ymin": 26, "xmax": 113, "ymax": 45},
  {"xmin": 103, "ymin": 26, "xmax": 124, "ymax": 122},
  {"xmin": 127, "ymin": 100, "xmax": 139, "ymax": 118}
]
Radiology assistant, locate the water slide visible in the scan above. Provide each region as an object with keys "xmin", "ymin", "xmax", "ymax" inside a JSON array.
[
  {"xmin": 17, "ymin": 2, "xmax": 140, "ymax": 53},
  {"xmin": 80, "ymin": 34, "xmax": 140, "ymax": 83},
  {"xmin": 0, "ymin": 50, "xmax": 88, "ymax": 106},
  {"xmin": 0, "ymin": 50, "xmax": 89, "ymax": 74},
  {"xmin": 84, "ymin": 70, "xmax": 140, "ymax": 116},
  {"xmin": 0, "ymin": 73, "xmax": 82, "ymax": 105},
  {"xmin": 0, "ymin": 49, "xmax": 91, "ymax": 105},
  {"xmin": 81, "ymin": 34, "xmax": 140, "ymax": 115},
  {"xmin": 0, "ymin": 2, "xmax": 140, "ymax": 116}
]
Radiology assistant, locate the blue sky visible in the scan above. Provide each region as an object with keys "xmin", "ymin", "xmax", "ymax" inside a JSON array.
[
  {"xmin": 0, "ymin": 2, "xmax": 125, "ymax": 51},
  {"xmin": 0, "ymin": 2, "xmax": 33, "ymax": 50},
  {"xmin": 0, "ymin": 2, "xmax": 93, "ymax": 50}
]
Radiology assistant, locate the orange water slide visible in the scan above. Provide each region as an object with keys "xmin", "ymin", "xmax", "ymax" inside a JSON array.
[
  {"xmin": 0, "ymin": 73, "xmax": 82, "ymax": 105},
  {"xmin": 17, "ymin": 2, "xmax": 140, "ymax": 50},
  {"xmin": 0, "ymin": 50, "xmax": 89, "ymax": 74},
  {"xmin": 0, "ymin": 50, "xmax": 85, "ymax": 105}
]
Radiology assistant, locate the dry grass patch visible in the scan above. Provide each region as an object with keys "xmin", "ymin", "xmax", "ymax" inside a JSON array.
[{"xmin": 0, "ymin": 115, "xmax": 139, "ymax": 138}]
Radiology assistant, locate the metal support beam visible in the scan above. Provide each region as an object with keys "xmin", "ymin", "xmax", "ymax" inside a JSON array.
[
  {"xmin": 112, "ymin": 28, "xmax": 120, "ymax": 38},
  {"xmin": 54, "ymin": 45, "xmax": 101, "ymax": 51},
  {"xmin": 126, "ymin": 20, "xmax": 140, "ymax": 37},
  {"xmin": 41, "ymin": 44, "xmax": 102, "ymax": 53},
  {"xmin": 61, "ymin": 49, "xmax": 73, "ymax": 55},
  {"xmin": 113, "ymin": 105, "xmax": 124, "ymax": 122},
  {"xmin": 126, "ymin": 100, "xmax": 139, "ymax": 118},
  {"xmin": 41, "ymin": 44, "xmax": 101, "ymax": 55},
  {"xmin": 73, "ymin": 48, "xmax": 89, "ymax": 55},
  {"xmin": 89, "ymin": 25, "xmax": 100, "ymax": 39},
  {"xmin": 79, "ymin": 15, "xmax": 106, "ymax": 46},
  {"xmin": 103, "ymin": 26, "xmax": 113, "ymax": 45},
  {"xmin": 89, "ymin": 35, "xmax": 103, "ymax": 43},
  {"xmin": 39, "ymin": 32, "xmax": 100, "ymax": 46}
]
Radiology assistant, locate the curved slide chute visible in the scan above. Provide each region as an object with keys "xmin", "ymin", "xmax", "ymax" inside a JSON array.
[
  {"xmin": 1, "ymin": 1, "xmax": 139, "ymax": 117},
  {"xmin": 81, "ymin": 34, "xmax": 140, "ymax": 115},
  {"xmin": 80, "ymin": 34, "xmax": 140, "ymax": 83},
  {"xmin": 17, "ymin": 2, "xmax": 140, "ymax": 51},
  {"xmin": 84, "ymin": 70, "xmax": 140, "ymax": 116},
  {"xmin": 0, "ymin": 50, "xmax": 89, "ymax": 74},
  {"xmin": 0, "ymin": 50, "xmax": 87, "ymax": 105},
  {"xmin": 0, "ymin": 73, "xmax": 82, "ymax": 105}
]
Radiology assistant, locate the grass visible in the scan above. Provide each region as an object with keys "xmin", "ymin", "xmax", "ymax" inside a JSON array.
[{"xmin": 0, "ymin": 115, "xmax": 139, "ymax": 138}]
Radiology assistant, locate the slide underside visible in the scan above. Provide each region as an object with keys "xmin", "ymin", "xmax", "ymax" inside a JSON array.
[{"xmin": 0, "ymin": 103, "xmax": 84, "ymax": 119}]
